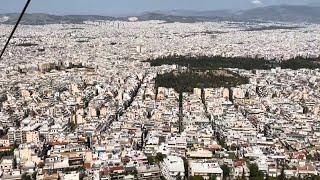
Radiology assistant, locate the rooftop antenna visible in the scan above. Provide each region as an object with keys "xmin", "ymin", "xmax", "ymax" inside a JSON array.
[{"xmin": 0, "ymin": 0, "xmax": 31, "ymax": 60}]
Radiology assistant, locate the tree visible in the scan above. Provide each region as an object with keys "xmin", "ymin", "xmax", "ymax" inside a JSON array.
[
  {"xmin": 210, "ymin": 175, "xmax": 217, "ymax": 180},
  {"xmin": 69, "ymin": 121, "xmax": 77, "ymax": 131},
  {"xmin": 155, "ymin": 153, "xmax": 166, "ymax": 163},
  {"xmin": 147, "ymin": 153, "xmax": 166, "ymax": 165},
  {"xmin": 314, "ymin": 152, "xmax": 320, "ymax": 161},
  {"xmin": 288, "ymin": 177, "xmax": 299, "ymax": 180},
  {"xmin": 310, "ymin": 175, "xmax": 320, "ymax": 180},
  {"xmin": 21, "ymin": 173, "xmax": 32, "ymax": 180},
  {"xmin": 249, "ymin": 163, "xmax": 264, "ymax": 180},
  {"xmin": 221, "ymin": 164, "xmax": 231, "ymax": 179},
  {"xmin": 32, "ymin": 172, "xmax": 37, "ymax": 180},
  {"xmin": 21, "ymin": 173, "xmax": 27, "ymax": 180},
  {"xmin": 266, "ymin": 173, "xmax": 269, "ymax": 180},
  {"xmin": 13, "ymin": 157, "xmax": 17, "ymax": 169},
  {"xmin": 269, "ymin": 177, "xmax": 278, "ymax": 180},
  {"xmin": 160, "ymin": 177, "xmax": 166, "ymax": 180},
  {"xmin": 218, "ymin": 138, "xmax": 227, "ymax": 149},
  {"xmin": 278, "ymin": 166, "xmax": 286, "ymax": 180},
  {"xmin": 147, "ymin": 156, "xmax": 155, "ymax": 165},
  {"xmin": 0, "ymin": 148, "xmax": 15, "ymax": 160},
  {"xmin": 176, "ymin": 173, "xmax": 183, "ymax": 180},
  {"xmin": 190, "ymin": 176, "xmax": 204, "ymax": 180},
  {"xmin": 249, "ymin": 163, "xmax": 259, "ymax": 177},
  {"xmin": 272, "ymin": 93, "xmax": 277, "ymax": 98},
  {"xmin": 242, "ymin": 168, "xmax": 246, "ymax": 180},
  {"xmin": 183, "ymin": 157, "xmax": 189, "ymax": 178}
]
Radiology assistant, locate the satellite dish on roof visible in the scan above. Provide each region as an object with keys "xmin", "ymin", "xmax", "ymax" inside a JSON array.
[{"xmin": 128, "ymin": 17, "xmax": 139, "ymax": 22}]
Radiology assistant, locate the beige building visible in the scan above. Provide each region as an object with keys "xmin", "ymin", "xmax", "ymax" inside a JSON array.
[
  {"xmin": 188, "ymin": 161, "xmax": 223, "ymax": 180},
  {"xmin": 0, "ymin": 136, "xmax": 10, "ymax": 147},
  {"xmin": 25, "ymin": 131, "xmax": 39, "ymax": 144},
  {"xmin": 136, "ymin": 165, "xmax": 161, "ymax": 180},
  {"xmin": 21, "ymin": 89, "xmax": 31, "ymax": 98},
  {"xmin": 0, "ymin": 156, "xmax": 14, "ymax": 173},
  {"xmin": 8, "ymin": 128, "xmax": 39, "ymax": 145}
]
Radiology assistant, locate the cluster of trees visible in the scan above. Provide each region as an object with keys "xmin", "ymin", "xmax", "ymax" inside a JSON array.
[
  {"xmin": 152, "ymin": 55, "xmax": 320, "ymax": 94},
  {"xmin": 155, "ymin": 71, "xmax": 249, "ymax": 93},
  {"xmin": 249, "ymin": 163, "xmax": 265, "ymax": 180},
  {"xmin": 243, "ymin": 26, "xmax": 300, "ymax": 32},
  {"xmin": 279, "ymin": 58, "xmax": 320, "ymax": 70},
  {"xmin": 21, "ymin": 172, "xmax": 37, "ymax": 180},
  {"xmin": 147, "ymin": 153, "xmax": 166, "ymax": 165},
  {"xmin": 0, "ymin": 148, "xmax": 14, "ymax": 159},
  {"xmin": 217, "ymin": 138, "xmax": 227, "ymax": 149},
  {"xmin": 15, "ymin": 43, "xmax": 39, "ymax": 47},
  {"xmin": 69, "ymin": 121, "xmax": 77, "ymax": 132},
  {"xmin": 307, "ymin": 152, "xmax": 320, "ymax": 161},
  {"xmin": 148, "ymin": 55, "xmax": 320, "ymax": 70},
  {"xmin": 221, "ymin": 164, "xmax": 231, "ymax": 179},
  {"xmin": 148, "ymin": 55, "xmax": 274, "ymax": 70}
]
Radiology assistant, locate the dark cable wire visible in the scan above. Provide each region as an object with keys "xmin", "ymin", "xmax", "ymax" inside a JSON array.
[{"xmin": 0, "ymin": 0, "xmax": 31, "ymax": 60}]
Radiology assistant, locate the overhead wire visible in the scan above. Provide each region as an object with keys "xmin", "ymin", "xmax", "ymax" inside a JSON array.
[{"xmin": 0, "ymin": 0, "xmax": 31, "ymax": 60}]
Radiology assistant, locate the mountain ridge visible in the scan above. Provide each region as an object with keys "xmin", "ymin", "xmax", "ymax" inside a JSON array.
[
  {"xmin": 236, "ymin": 5, "xmax": 320, "ymax": 23},
  {"xmin": 1, "ymin": 5, "xmax": 320, "ymax": 25}
]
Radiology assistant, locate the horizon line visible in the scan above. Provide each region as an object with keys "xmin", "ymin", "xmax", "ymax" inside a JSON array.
[{"xmin": 1, "ymin": 4, "xmax": 315, "ymax": 17}]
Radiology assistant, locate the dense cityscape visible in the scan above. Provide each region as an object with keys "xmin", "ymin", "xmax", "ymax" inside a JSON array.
[{"xmin": 0, "ymin": 19, "xmax": 320, "ymax": 180}]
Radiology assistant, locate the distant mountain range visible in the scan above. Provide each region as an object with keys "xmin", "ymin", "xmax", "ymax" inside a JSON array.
[
  {"xmin": 237, "ymin": 5, "xmax": 320, "ymax": 23},
  {"xmin": 0, "ymin": 13, "xmax": 117, "ymax": 25},
  {"xmin": 151, "ymin": 9, "xmax": 236, "ymax": 17},
  {"xmin": 1, "ymin": 5, "xmax": 320, "ymax": 25},
  {"xmin": 308, "ymin": 2, "xmax": 320, "ymax": 7}
]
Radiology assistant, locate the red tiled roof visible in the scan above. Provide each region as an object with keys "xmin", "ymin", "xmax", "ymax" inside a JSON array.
[{"xmin": 234, "ymin": 160, "xmax": 246, "ymax": 167}]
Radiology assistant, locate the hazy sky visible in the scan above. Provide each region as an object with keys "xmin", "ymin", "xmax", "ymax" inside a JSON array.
[{"xmin": 0, "ymin": 0, "xmax": 318, "ymax": 16}]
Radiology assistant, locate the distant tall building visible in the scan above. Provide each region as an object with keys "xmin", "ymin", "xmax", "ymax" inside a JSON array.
[
  {"xmin": 193, "ymin": 88, "xmax": 202, "ymax": 98},
  {"xmin": 128, "ymin": 17, "xmax": 139, "ymax": 22},
  {"xmin": 223, "ymin": 88, "xmax": 230, "ymax": 100},
  {"xmin": 136, "ymin": 45, "xmax": 142, "ymax": 53}
]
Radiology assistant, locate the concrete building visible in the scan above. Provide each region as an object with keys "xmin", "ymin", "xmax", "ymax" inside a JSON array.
[
  {"xmin": 188, "ymin": 161, "xmax": 223, "ymax": 180},
  {"xmin": 161, "ymin": 156, "xmax": 185, "ymax": 180}
]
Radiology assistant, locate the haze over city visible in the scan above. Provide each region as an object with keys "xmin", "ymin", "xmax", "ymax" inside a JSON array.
[{"xmin": 1, "ymin": 0, "xmax": 319, "ymax": 15}]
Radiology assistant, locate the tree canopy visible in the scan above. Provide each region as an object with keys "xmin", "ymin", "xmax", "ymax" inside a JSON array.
[
  {"xmin": 147, "ymin": 55, "xmax": 320, "ymax": 70},
  {"xmin": 249, "ymin": 163, "xmax": 264, "ymax": 180}
]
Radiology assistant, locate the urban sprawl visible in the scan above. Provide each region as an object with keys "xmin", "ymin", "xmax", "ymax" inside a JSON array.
[{"xmin": 0, "ymin": 20, "xmax": 320, "ymax": 180}]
